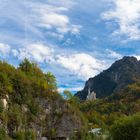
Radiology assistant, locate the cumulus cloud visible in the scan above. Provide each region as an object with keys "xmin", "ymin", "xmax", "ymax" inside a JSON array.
[
  {"xmin": 56, "ymin": 53, "xmax": 107, "ymax": 79},
  {"xmin": 12, "ymin": 44, "xmax": 107, "ymax": 80},
  {"xmin": 12, "ymin": 43, "xmax": 54, "ymax": 63},
  {"xmin": 0, "ymin": 43, "xmax": 11, "ymax": 57},
  {"xmin": 102, "ymin": 0, "xmax": 140, "ymax": 40}
]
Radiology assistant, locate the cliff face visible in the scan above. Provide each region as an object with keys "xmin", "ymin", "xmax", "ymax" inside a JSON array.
[
  {"xmin": 75, "ymin": 56, "xmax": 140, "ymax": 100},
  {"xmin": 38, "ymin": 96, "xmax": 87, "ymax": 138}
]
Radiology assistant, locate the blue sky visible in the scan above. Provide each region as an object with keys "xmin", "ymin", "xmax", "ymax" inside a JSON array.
[{"xmin": 0, "ymin": 0, "xmax": 140, "ymax": 93}]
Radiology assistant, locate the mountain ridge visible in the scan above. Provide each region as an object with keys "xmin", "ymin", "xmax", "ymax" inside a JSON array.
[{"xmin": 75, "ymin": 56, "xmax": 140, "ymax": 100}]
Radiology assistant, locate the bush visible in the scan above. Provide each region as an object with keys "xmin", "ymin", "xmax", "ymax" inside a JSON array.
[
  {"xmin": 28, "ymin": 100, "xmax": 40, "ymax": 116},
  {"xmin": 70, "ymin": 130, "xmax": 95, "ymax": 140},
  {"xmin": 0, "ymin": 100, "xmax": 4, "ymax": 113},
  {"xmin": 25, "ymin": 130, "xmax": 36, "ymax": 140},
  {"xmin": 0, "ymin": 127, "xmax": 10, "ymax": 140},
  {"xmin": 13, "ymin": 131, "xmax": 24, "ymax": 140},
  {"xmin": 111, "ymin": 113, "xmax": 140, "ymax": 140},
  {"xmin": 14, "ymin": 130, "xmax": 36, "ymax": 140}
]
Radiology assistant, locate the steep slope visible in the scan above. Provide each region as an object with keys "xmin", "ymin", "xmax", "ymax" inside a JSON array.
[
  {"xmin": 0, "ymin": 59, "xmax": 88, "ymax": 140},
  {"xmin": 76, "ymin": 56, "xmax": 140, "ymax": 100}
]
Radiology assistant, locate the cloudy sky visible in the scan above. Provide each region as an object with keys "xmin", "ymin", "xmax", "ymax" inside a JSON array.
[{"xmin": 0, "ymin": 0, "xmax": 140, "ymax": 92}]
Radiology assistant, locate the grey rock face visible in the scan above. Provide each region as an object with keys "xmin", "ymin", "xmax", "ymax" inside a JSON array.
[
  {"xmin": 37, "ymin": 97, "xmax": 86, "ymax": 139},
  {"xmin": 86, "ymin": 88, "xmax": 96, "ymax": 100}
]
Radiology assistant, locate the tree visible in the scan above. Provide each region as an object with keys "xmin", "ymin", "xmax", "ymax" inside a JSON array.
[
  {"xmin": 19, "ymin": 58, "xmax": 32, "ymax": 74},
  {"xmin": 19, "ymin": 58, "xmax": 43, "ymax": 77},
  {"xmin": 45, "ymin": 72, "xmax": 57, "ymax": 92},
  {"xmin": 63, "ymin": 90, "xmax": 80, "ymax": 108}
]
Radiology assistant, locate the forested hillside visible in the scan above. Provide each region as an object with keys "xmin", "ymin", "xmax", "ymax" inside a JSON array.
[
  {"xmin": 80, "ymin": 82, "xmax": 140, "ymax": 128},
  {"xmin": 0, "ymin": 59, "xmax": 87, "ymax": 140}
]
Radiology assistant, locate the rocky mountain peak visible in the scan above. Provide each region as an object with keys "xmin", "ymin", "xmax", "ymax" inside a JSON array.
[{"xmin": 75, "ymin": 56, "xmax": 140, "ymax": 100}]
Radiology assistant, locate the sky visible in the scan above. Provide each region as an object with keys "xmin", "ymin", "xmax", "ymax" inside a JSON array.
[{"xmin": 0, "ymin": 0, "xmax": 140, "ymax": 93}]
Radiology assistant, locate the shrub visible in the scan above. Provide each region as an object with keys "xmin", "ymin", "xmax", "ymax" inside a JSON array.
[
  {"xmin": 13, "ymin": 130, "xmax": 36, "ymax": 140},
  {"xmin": 0, "ymin": 127, "xmax": 9, "ymax": 140},
  {"xmin": 24, "ymin": 130, "xmax": 36, "ymax": 140},
  {"xmin": 111, "ymin": 113, "xmax": 140, "ymax": 140},
  {"xmin": 13, "ymin": 131, "xmax": 24, "ymax": 140},
  {"xmin": 0, "ymin": 100, "xmax": 4, "ymax": 113}
]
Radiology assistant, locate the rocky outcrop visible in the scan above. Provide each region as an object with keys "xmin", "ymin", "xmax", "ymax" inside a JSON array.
[
  {"xmin": 37, "ymin": 96, "xmax": 87, "ymax": 139},
  {"xmin": 86, "ymin": 88, "xmax": 96, "ymax": 100},
  {"xmin": 75, "ymin": 56, "xmax": 140, "ymax": 100},
  {"xmin": 1, "ymin": 95, "xmax": 9, "ymax": 109}
]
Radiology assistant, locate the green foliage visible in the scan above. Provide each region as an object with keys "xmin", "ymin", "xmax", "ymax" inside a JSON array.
[
  {"xmin": 45, "ymin": 72, "xmax": 57, "ymax": 91},
  {"xmin": 0, "ymin": 100, "xmax": 4, "ymax": 113},
  {"xmin": 13, "ymin": 131, "xmax": 24, "ymax": 140},
  {"xmin": 7, "ymin": 104, "xmax": 23, "ymax": 135},
  {"xmin": 75, "ymin": 82, "xmax": 140, "ymax": 140},
  {"xmin": 0, "ymin": 59, "xmax": 59, "ymax": 139},
  {"xmin": 24, "ymin": 130, "xmax": 36, "ymax": 140},
  {"xmin": 0, "ymin": 59, "xmax": 57, "ymax": 103},
  {"xmin": 80, "ymin": 81, "xmax": 140, "ymax": 128},
  {"xmin": 70, "ymin": 130, "xmax": 111, "ymax": 140},
  {"xmin": 0, "ymin": 127, "xmax": 11, "ymax": 140},
  {"xmin": 28, "ymin": 100, "xmax": 40, "ymax": 116},
  {"xmin": 49, "ymin": 128, "xmax": 57, "ymax": 138},
  {"xmin": 14, "ymin": 130, "xmax": 36, "ymax": 140},
  {"xmin": 111, "ymin": 113, "xmax": 140, "ymax": 140},
  {"xmin": 63, "ymin": 90, "xmax": 73, "ymax": 100},
  {"xmin": 19, "ymin": 58, "xmax": 43, "ymax": 77},
  {"xmin": 70, "ymin": 131, "xmax": 94, "ymax": 140},
  {"xmin": 63, "ymin": 90, "xmax": 80, "ymax": 108}
]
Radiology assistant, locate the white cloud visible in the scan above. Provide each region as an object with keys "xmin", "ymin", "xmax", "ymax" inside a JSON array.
[
  {"xmin": 39, "ymin": 13, "xmax": 70, "ymax": 28},
  {"xmin": 45, "ymin": 32, "xmax": 64, "ymax": 40},
  {"xmin": 133, "ymin": 55, "xmax": 140, "ymax": 60},
  {"xmin": 0, "ymin": 43, "xmax": 11, "ymax": 56},
  {"xmin": 0, "ymin": 0, "xmax": 81, "ymax": 44},
  {"xmin": 106, "ymin": 49, "xmax": 122, "ymax": 59},
  {"xmin": 58, "ymin": 86, "xmax": 83, "ymax": 92},
  {"xmin": 102, "ymin": 0, "xmax": 140, "ymax": 40},
  {"xmin": 56, "ymin": 53, "xmax": 107, "ymax": 79},
  {"xmin": 13, "ymin": 43, "xmax": 54, "ymax": 63},
  {"xmin": 12, "ymin": 42, "xmax": 107, "ymax": 79},
  {"xmin": 47, "ymin": 0, "xmax": 76, "ymax": 8},
  {"xmin": 29, "ymin": 1, "xmax": 82, "ymax": 35},
  {"xmin": 35, "ymin": 2, "xmax": 81, "ymax": 36}
]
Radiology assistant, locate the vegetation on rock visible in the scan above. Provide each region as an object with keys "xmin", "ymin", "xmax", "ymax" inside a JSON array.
[{"xmin": 0, "ymin": 59, "xmax": 87, "ymax": 139}]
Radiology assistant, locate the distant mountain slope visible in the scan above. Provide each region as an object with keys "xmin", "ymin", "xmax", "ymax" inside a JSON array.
[{"xmin": 75, "ymin": 56, "xmax": 140, "ymax": 100}]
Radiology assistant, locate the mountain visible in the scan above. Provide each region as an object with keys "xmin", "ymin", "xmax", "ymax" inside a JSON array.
[{"xmin": 75, "ymin": 56, "xmax": 140, "ymax": 100}]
